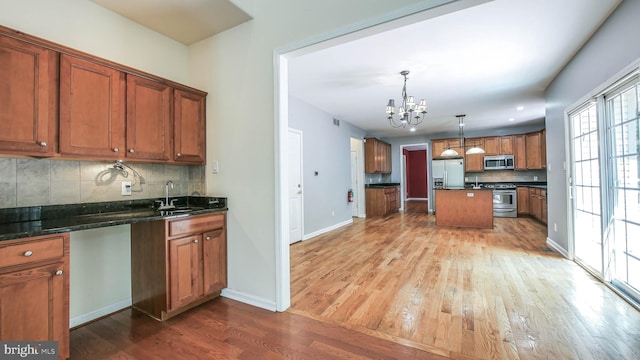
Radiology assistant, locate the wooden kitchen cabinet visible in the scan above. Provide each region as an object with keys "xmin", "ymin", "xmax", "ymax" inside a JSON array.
[
  {"xmin": 483, "ymin": 136, "xmax": 513, "ymax": 155},
  {"xmin": 126, "ymin": 75, "xmax": 172, "ymax": 161},
  {"xmin": 59, "ymin": 54, "xmax": 126, "ymax": 158},
  {"xmin": 432, "ymin": 138, "xmax": 463, "ymax": 159},
  {"xmin": 528, "ymin": 187, "xmax": 547, "ymax": 224},
  {"xmin": 525, "ymin": 131, "xmax": 545, "ymax": 170},
  {"xmin": 0, "ymin": 36, "xmax": 57, "ymax": 157},
  {"xmin": 131, "ymin": 212, "xmax": 227, "ymax": 320},
  {"xmin": 365, "ymin": 186, "xmax": 399, "ymax": 217},
  {"xmin": 513, "ymin": 135, "xmax": 527, "ymax": 170},
  {"xmin": 365, "ymin": 137, "xmax": 391, "ymax": 173},
  {"xmin": 0, "ymin": 233, "xmax": 70, "ymax": 360},
  {"xmin": 517, "ymin": 187, "xmax": 529, "ymax": 214},
  {"xmin": 174, "ymin": 89, "xmax": 206, "ymax": 164},
  {"xmin": 465, "ymin": 137, "xmax": 485, "ymax": 172}
]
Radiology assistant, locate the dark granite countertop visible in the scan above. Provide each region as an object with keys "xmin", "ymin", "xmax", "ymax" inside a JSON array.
[
  {"xmin": 365, "ymin": 183, "xmax": 400, "ymax": 188},
  {"xmin": 0, "ymin": 196, "xmax": 227, "ymax": 241}
]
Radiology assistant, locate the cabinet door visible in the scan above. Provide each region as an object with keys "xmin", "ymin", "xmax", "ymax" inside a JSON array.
[
  {"xmin": 431, "ymin": 140, "xmax": 446, "ymax": 159},
  {"xmin": 517, "ymin": 187, "xmax": 529, "ymax": 214},
  {"xmin": 464, "ymin": 137, "xmax": 485, "ymax": 172},
  {"xmin": 484, "ymin": 137, "xmax": 499, "ymax": 155},
  {"xmin": 513, "ymin": 135, "xmax": 526, "ymax": 170},
  {"xmin": 500, "ymin": 136, "xmax": 514, "ymax": 154},
  {"xmin": 381, "ymin": 141, "xmax": 392, "ymax": 173},
  {"xmin": 59, "ymin": 54, "xmax": 125, "ymax": 158},
  {"xmin": 0, "ymin": 36, "xmax": 56, "ymax": 156},
  {"xmin": 168, "ymin": 234, "xmax": 203, "ymax": 311},
  {"xmin": 525, "ymin": 132, "xmax": 543, "ymax": 169},
  {"xmin": 0, "ymin": 262, "xmax": 66, "ymax": 349},
  {"xmin": 126, "ymin": 75, "xmax": 171, "ymax": 161},
  {"xmin": 174, "ymin": 89, "xmax": 206, "ymax": 164},
  {"xmin": 202, "ymin": 228, "xmax": 227, "ymax": 295}
]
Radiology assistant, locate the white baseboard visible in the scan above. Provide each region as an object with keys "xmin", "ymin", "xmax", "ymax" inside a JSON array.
[
  {"xmin": 70, "ymin": 298, "xmax": 132, "ymax": 328},
  {"xmin": 303, "ymin": 219, "xmax": 353, "ymax": 240},
  {"xmin": 221, "ymin": 288, "xmax": 276, "ymax": 312},
  {"xmin": 546, "ymin": 237, "xmax": 569, "ymax": 258}
]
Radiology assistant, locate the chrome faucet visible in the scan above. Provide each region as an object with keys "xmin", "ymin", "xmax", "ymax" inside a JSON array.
[{"xmin": 157, "ymin": 180, "xmax": 175, "ymax": 210}]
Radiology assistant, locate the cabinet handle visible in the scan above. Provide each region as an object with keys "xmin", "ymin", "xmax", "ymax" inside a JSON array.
[
  {"xmin": 193, "ymin": 239, "xmax": 198, "ymax": 243},
  {"xmin": 39, "ymin": 141, "xmax": 47, "ymax": 147},
  {"xmin": 113, "ymin": 147, "xmax": 119, "ymax": 152},
  {"xmin": 129, "ymin": 149, "xmax": 135, "ymax": 153},
  {"xmin": 23, "ymin": 250, "xmax": 33, "ymax": 257},
  {"xmin": 205, "ymin": 236, "xmax": 211, "ymax": 240},
  {"xmin": 55, "ymin": 270, "xmax": 63, "ymax": 276},
  {"xmin": 176, "ymin": 153, "xmax": 182, "ymax": 157}
]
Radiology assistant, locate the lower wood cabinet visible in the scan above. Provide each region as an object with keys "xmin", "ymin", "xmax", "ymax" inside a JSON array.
[
  {"xmin": 0, "ymin": 233, "xmax": 70, "ymax": 360},
  {"xmin": 517, "ymin": 187, "xmax": 529, "ymax": 214},
  {"xmin": 366, "ymin": 187, "xmax": 399, "ymax": 217},
  {"xmin": 131, "ymin": 212, "xmax": 227, "ymax": 320}
]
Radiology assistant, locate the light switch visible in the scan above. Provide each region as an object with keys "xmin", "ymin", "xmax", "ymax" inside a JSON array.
[
  {"xmin": 211, "ymin": 160, "xmax": 219, "ymax": 174},
  {"xmin": 122, "ymin": 181, "xmax": 132, "ymax": 196}
]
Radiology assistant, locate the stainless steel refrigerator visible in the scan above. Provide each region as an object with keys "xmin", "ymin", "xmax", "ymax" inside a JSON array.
[{"xmin": 431, "ymin": 158, "xmax": 465, "ymax": 210}]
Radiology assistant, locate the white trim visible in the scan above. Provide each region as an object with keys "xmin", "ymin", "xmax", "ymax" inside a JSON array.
[
  {"xmin": 399, "ymin": 143, "xmax": 429, "ymax": 212},
  {"xmin": 407, "ymin": 197, "xmax": 428, "ymax": 201},
  {"xmin": 274, "ymin": 54, "xmax": 291, "ymax": 312},
  {"xmin": 273, "ymin": 0, "xmax": 491, "ymax": 315},
  {"xmin": 546, "ymin": 237, "xmax": 569, "ymax": 259},
  {"xmin": 303, "ymin": 219, "xmax": 353, "ymax": 241},
  {"xmin": 222, "ymin": 289, "xmax": 276, "ymax": 312},
  {"xmin": 70, "ymin": 298, "xmax": 131, "ymax": 328}
]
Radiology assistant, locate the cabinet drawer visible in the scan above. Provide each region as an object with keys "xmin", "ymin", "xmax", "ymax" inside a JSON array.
[
  {"xmin": 169, "ymin": 213, "xmax": 225, "ymax": 238},
  {"xmin": 0, "ymin": 236, "xmax": 65, "ymax": 269}
]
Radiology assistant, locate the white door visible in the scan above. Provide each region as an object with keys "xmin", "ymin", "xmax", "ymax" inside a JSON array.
[
  {"xmin": 350, "ymin": 151, "xmax": 358, "ymax": 217},
  {"xmin": 288, "ymin": 129, "xmax": 303, "ymax": 244}
]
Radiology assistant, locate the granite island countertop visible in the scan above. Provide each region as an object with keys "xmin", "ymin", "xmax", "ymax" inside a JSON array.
[{"xmin": 0, "ymin": 196, "xmax": 227, "ymax": 241}]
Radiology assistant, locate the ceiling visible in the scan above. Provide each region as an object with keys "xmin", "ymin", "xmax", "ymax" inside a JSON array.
[
  {"xmin": 88, "ymin": 0, "xmax": 621, "ymax": 138},
  {"xmin": 288, "ymin": 0, "xmax": 621, "ymax": 138},
  {"xmin": 89, "ymin": 0, "xmax": 252, "ymax": 45}
]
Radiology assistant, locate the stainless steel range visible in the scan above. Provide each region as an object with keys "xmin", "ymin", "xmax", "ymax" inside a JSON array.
[{"xmin": 484, "ymin": 183, "xmax": 517, "ymax": 218}]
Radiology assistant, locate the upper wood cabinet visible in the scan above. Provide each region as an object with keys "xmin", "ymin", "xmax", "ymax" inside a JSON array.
[
  {"xmin": 365, "ymin": 137, "xmax": 391, "ymax": 174},
  {"xmin": 525, "ymin": 131, "xmax": 545, "ymax": 170},
  {"xmin": 0, "ymin": 27, "xmax": 208, "ymax": 164},
  {"xmin": 126, "ymin": 75, "xmax": 172, "ymax": 161},
  {"xmin": 174, "ymin": 89, "xmax": 206, "ymax": 164},
  {"xmin": 464, "ymin": 137, "xmax": 485, "ymax": 172},
  {"xmin": 483, "ymin": 136, "xmax": 513, "ymax": 155},
  {"xmin": 0, "ymin": 36, "xmax": 56, "ymax": 156},
  {"xmin": 59, "ymin": 54, "xmax": 126, "ymax": 158},
  {"xmin": 513, "ymin": 135, "xmax": 526, "ymax": 170},
  {"xmin": 432, "ymin": 138, "xmax": 463, "ymax": 159}
]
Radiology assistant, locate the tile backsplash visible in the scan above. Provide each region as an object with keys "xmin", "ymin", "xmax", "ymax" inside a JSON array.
[
  {"xmin": 464, "ymin": 169, "xmax": 547, "ymax": 183},
  {"xmin": 0, "ymin": 158, "xmax": 206, "ymax": 208}
]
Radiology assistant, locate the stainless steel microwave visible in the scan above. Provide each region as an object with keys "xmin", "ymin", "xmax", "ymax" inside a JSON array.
[{"xmin": 484, "ymin": 155, "xmax": 515, "ymax": 170}]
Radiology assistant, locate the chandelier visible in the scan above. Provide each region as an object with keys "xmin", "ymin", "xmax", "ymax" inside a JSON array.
[
  {"xmin": 386, "ymin": 70, "xmax": 427, "ymax": 132},
  {"xmin": 440, "ymin": 114, "xmax": 485, "ymax": 156}
]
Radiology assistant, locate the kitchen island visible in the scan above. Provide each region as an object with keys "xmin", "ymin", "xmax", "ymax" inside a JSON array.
[{"xmin": 435, "ymin": 189, "xmax": 493, "ymax": 228}]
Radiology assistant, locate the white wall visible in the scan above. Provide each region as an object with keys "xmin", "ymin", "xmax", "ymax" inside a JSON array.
[
  {"xmin": 545, "ymin": 0, "xmax": 640, "ymax": 252},
  {"xmin": 188, "ymin": 0, "xmax": 455, "ymax": 307},
  {"xmin": 288, "ymin": 96, "xmax": 365, "ymax": 237},
  {"xmin": 70, "ymin": 226, "xmax": 131, "ymax": 328},
  {"xmin": 0, "ymin": 0, "xmax": 189, "ymax": 84}
]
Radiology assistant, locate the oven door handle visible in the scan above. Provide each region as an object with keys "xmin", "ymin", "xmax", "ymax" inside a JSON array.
[{"xmin": 494, "ymin": 209, "xmax": 516, "ymax": 212}]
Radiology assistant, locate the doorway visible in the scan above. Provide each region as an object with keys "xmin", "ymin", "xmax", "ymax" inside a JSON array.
[
  {"xmin": 350, "ymin": 137, "xmax": 365, "ymax": 218},
  {"xmin": 399, "ymin": 144, "xmax": 429, "ymax": 210}
]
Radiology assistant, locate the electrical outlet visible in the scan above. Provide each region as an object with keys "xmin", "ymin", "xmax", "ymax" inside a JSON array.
[
  {"xmin": 554, "ymin": 223, "xmax": 558, "ymax": 232},
  {"xmin": 534, "ymin": 176, "xmax": 538, "ymax": 181},
  {"xmin": 332, "ymin": 210, "xmax": 335, "ymax": 216},
  {"xmin": 121, "ymin": 181, "xmax": 132, "ymax": 196}
]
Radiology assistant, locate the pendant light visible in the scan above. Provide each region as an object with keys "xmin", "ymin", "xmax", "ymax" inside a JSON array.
[
  {"xmin": 386, "ymin": 70, "xmax": 427, "ymax": 132},
  {"xmin": 439, "ymin": 114, "xmax": 485, "ymax": 156}
]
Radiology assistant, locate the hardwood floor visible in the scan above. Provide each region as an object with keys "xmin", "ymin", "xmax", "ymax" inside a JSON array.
[
  {"xmin": 69, "ymin": 297, "xmax": 447, "ymax": 359},
  {"xmin": 290, "ymin": 201, "xmax": 640, "ymax": 360}
]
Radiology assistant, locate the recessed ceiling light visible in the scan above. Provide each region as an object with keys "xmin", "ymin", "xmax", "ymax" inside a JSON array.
[
  {"xmin": 508, "ymin": 117, "xmax": 515, "ymax": 122},
  {"xmin": 517, "ymin": 106, "xmax": 524, "ymax": 111}
]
